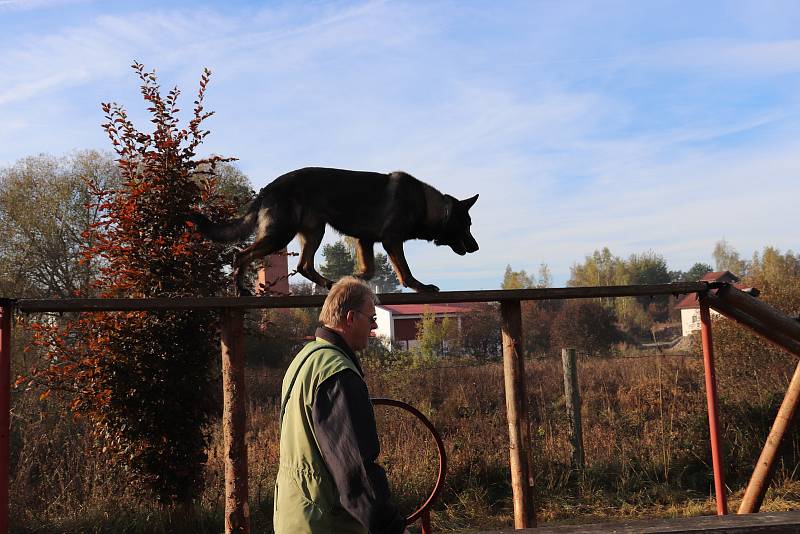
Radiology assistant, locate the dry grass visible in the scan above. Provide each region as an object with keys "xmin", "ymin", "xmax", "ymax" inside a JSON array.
[{"xmin": 11, "ymin": 344, "xmax": 800, "ymax": 533}]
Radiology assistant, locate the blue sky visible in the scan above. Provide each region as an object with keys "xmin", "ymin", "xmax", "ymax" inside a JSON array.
[{"xmin": 2, "ymin": 0, "xmax": 799, "ymax": 290}]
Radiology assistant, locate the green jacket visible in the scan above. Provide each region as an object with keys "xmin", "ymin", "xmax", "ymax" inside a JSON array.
[{"xmin": 273, "ymin": 339, "xmax": 368, "ymax": 534}]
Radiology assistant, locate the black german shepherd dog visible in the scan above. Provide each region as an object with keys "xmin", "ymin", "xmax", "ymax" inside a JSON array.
[{"xmin": 188, "ymin": 167, "xmax": 479, "ymax": 295}]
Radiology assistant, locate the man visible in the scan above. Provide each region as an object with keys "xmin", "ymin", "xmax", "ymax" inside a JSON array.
[{"xmin": 274, "ymin": 276, "xmax": 408, "ymax": 534}]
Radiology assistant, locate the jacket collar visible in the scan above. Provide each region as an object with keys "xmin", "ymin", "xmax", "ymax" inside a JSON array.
[{"xmin": 315, "ymin": 325, "xmax": 364, "ymax": 376}]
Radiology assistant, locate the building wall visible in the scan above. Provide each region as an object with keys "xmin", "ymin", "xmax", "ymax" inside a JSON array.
[
  {"xmin": 681, "ymin": 308, "xmax": 722, "ymax": 336},
  {"xmin": 375, "ymin": 307, "xmax": 394, "ymax": 349},
  {"xmin": 681, "ymin": 308, "xmax": 701, "ymax": 336},
  {"xmin": 257, "ymin": 250, "xmax": 290, "ymax": 295}
]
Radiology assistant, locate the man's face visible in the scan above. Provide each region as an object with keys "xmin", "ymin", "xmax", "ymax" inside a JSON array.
[{"xmin": 346, "ymin": 300, "xmax": 377, "ymax": 352}]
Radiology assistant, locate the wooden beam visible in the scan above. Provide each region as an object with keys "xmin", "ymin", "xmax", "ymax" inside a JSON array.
[
  {"xmin": 13, "ymin": 282, "xmax": 709, "ymax": 313},
  {"xmin": 708, "ymin": 285, "xmax": 800, "ymax": 357},
  {"xmin": 468, "ymin": 509, "xmax": 800, "ymax": 533}
]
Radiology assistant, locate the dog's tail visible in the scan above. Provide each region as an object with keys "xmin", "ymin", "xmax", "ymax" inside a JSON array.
[{"xmin": 187, "ymin": 209, "xmax": 258, "ymax": 243}]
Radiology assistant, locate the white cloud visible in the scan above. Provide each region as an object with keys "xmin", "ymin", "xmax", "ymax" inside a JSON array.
[{"xmin": 0, "ymin": 0, "xmax": 87, "ymax": 11}]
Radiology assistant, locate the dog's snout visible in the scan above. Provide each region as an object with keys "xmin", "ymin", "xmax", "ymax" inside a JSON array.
[{"xmin": 465, "ymin": 235, "xmax": 479, "ymax": 253}]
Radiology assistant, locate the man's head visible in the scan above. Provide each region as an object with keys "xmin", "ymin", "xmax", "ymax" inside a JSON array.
[{"xmin": 319, "ymin": 276, "xmax": 379, "ymax": 351}]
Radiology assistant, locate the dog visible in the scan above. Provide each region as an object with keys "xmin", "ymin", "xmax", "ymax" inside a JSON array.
[{"xmin": 188, "ymin": 167, "xmax": 479, "ymax": 295}]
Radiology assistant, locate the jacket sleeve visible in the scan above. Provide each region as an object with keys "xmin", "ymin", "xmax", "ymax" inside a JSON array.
[{"xmin": 312, "ymin": 369, "xmax": 406, "ymax": 534}]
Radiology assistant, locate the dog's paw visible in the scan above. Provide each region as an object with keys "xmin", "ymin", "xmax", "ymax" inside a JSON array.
[{"xmin": 417, "ymin": 283, "xmax": 440, "ymax": 292}]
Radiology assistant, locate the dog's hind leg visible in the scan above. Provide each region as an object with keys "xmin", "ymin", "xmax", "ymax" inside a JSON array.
[
  {"xmin": 355, "ymin": 239, "xmax": 375, "ymax": 281},
  {"xmin": 297, "ymin": 226, "xmax": 334, "ymax": 289},
  {"xmin": 233, "ymin": 226, "xmax": 295, "ymax": 296},
  {"xmin": 383, "ymin": 241, "xmax": 440, "ymax": 292}
]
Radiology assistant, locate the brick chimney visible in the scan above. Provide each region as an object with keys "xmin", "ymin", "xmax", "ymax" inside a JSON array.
[{"xmin": 257, "ymin": 249, "xmax": 290, "ymax": 295}]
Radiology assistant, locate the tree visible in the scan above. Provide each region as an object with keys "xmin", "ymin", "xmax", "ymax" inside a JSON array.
[
  {"xmin": 373, "ymin": 252, "xmax": 401, "ymax": 293},
  {"xmin": 320, "ymin": 241, "xmax": 356, "ymax": 282},
  {"xmin": 626, "ymin": 251, "xmax": 671, "ymax": 322},
  {"xmin": 713, "ymin": 239, "xmax": 748, "ymax": 276},
  {"xmin": 502, "ymin": 262, "xmax": 551, "ymax": 289},
  {"xmin": 685, "ymin": 262, "xmax": 713, "ymax": 282},
  {"xmin": 207, "ymin": 161, "xmax": 253, "ymax": 212},
  {"xmin": 0, "ymin": 151, "xmax": 119, "ymax": 298},
  {"xmin": 568, "ymin": 247, "xmax": 628, "ymax": 288},
  {"xmin": 30, "ymin": 63, "xmax": 237, "ymax": 505},
  {"xmin": 745, "ymin": 247, "xmax": 800, "ymax": 311},
  {"xmin": 502, "ymin": 264, "xmax": 534, "ymax": 289},
  {"xmin": 319, "ymin": 239, "xmax": 400, "ymax": 292},
  {"xmin": 460, "ymin": 303, "xmax": 501, "ymax": 360},
  {"xmin": 501, "ymin": 263, "xmax": 557, "ymax": 355},
  {"xmin": 549, "ymin": 300, "xmax": 621, "ymax": 357},
  {"xmin": 713, "ymin": 246, "xmax": 800, "ymax": 394},
  {"xmin": 414, "ymin": 308, "xmax": 458, "ymax": 363}
]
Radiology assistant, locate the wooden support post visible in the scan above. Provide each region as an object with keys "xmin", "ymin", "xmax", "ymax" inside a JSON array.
[
  {"xmin": 501, "ymin": 300, "xmax": 535, "ymax": 529},
  {"xmin": 0, "ymin": 300, "xmax": 11, "ymax": 534},
  {"xmin": 220, "ymin": 309, "xmax": 250, "ymax": 533},
  {"xmin": 699, "ymin": 295, "xmax": 728, "ymax": 515},
  {"xmin": 739, "ymin": 360, "xmax": 800, "ymax": 514},
  {"xmin": 561, "ymin": 348, "xmax": 584, "ymax": 471}
]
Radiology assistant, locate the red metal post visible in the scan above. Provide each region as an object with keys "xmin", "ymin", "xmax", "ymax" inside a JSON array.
[
  {"xmin": 0, "ymin": 301, "xmax": 12, "ymax": 534},
  {"xmin": 699, "ymin": 294, "xmax": 728, "ymax": 515}
]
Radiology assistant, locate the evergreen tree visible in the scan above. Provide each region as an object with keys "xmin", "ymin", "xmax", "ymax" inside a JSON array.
[
  {"xmin": 685, "ymin": 262, "xmax": 713, "ymax": 281},
  {"xmin": 373, "ymin": 252, "xmax": 401, "ymax": 293},
  {"xmin": 320, "ymin": 241, "xmax": 356, "ymax": 281},
  {"xmin": 319, "ymin": 240, "xmax": 400, "ymax": 292}
]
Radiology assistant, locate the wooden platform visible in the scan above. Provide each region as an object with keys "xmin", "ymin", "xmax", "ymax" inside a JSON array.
[{"xmin": 468, "ymin": 510, "xmax": 800, "ymax": 533}]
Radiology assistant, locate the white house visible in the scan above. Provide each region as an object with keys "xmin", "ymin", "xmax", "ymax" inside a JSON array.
[
  {"xmin": 374, "ymin": 303, "xmax": 475, "ymax": 350},
  {"xmin": 675, "ymin": 271, "xmax": 750, "ymax": 336}
]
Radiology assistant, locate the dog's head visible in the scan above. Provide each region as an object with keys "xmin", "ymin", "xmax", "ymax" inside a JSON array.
[{"xmin": 435, "ymin": 194, "xmax": 479, "ymax": 256}]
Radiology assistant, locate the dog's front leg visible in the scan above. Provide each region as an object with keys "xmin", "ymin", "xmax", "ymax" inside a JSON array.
[
  {"xmin": 355, "ymin": 240, "xmax": 376, "ymax": 280},
  {"xmin": 383, "ymin": 241, "xmax": 439, "ymax": 292},
  {"xmin": 297, "ymin": 228, "xmax": 335, "ymax": 289}
]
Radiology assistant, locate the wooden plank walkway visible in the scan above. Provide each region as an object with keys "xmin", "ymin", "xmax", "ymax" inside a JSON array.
[{"xmin": 467, "ymin": 510, "xmax": 800, "ymax": 533}]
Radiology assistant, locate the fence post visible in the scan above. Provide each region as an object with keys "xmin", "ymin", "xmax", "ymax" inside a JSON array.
[
  {"xmin": 0, "ymin": 300, "xmax": 11, "ymax": 534},
  {"xmin": 501, "ymin": 300, "xmax": 535, "ymax": 528},
  {"xmin": 699, "ymin": 294, "xmax": 728, "ymax": 515},
  {"xmin": 561, "ymin": 348, "xmax": 584, "ymax": 471},
  {"xmin": 220, "ymin": 309, "xmax": 250, "ymax": 533}
]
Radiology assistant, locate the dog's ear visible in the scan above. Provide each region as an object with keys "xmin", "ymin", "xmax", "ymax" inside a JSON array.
[{"xmin": 460, "ymin": 194, "xmax": 479, "ymax": 210}]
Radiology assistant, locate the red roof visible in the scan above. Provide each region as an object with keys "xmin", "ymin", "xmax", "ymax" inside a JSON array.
[
  {"xmin": 377, "ymin": 303, "xmax": 476, "ymax": 316},
  {"xmin": 675, "ymin": 271, "xmax": 748, "ymax": 309}
]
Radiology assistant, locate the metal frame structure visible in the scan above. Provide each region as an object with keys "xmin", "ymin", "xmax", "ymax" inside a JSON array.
[{"xmin": 2, "ymin": 281, "xmax": 799, "ymax": 533}]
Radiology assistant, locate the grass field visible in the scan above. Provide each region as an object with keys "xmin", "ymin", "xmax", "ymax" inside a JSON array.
[{"xmin": 11, "ymin": 328, "xmax": 800, "ymax": 533}]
